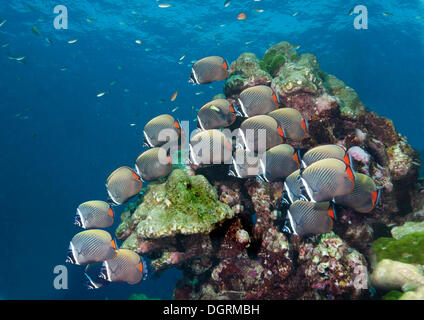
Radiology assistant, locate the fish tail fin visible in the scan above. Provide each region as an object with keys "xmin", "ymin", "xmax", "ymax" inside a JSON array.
[
  {"xmin": 272, "ymin": 90, "xmax": 280, "ymax": 105},
  {"xmin": 277, "ymin": 125, "xmax": 286, "ymax": 139},
  {"xmin": 329, "ymin": 200, "xmax": 337, "ymax": 221},
  {"xmin": 345, "ymin": 162, "xmax": 357, "ymax": 181},
  {"xmin": 302, "ymin": 118, "xmax": 309, "ymax": 133},
  {"xmin": 222, "ymin": 59, "xmax": 229, "ymax": 70},
  {"xmin": 110, "ymin": 237, "xmax": 119, "ymax": 251},
  {"xmin": 229, "ymin": 102, "xmax": 237, "ymax": 115},
  {"xmin": 141, "ymin": 258, "xmax": 149, "ymax": 280},
  {"xmin": 293, "ymin": 149, "xmax": 301, "ymax": 166},
  {"xmin": 374, "ymin": 187, "xmax": 383, "ymax": 208}
]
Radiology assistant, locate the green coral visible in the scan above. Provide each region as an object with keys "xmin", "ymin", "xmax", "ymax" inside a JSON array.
[
  {"xmin": 122, "ymin": 169, "xmax": 234, "ymax": 240},
  {"xmin": 259, "ymin": 51, "xmax": 286, "ymax": 76},
  {"xmin": 382, "ymin": 290, "xmax": 403, "ymax": 300},
  {"xmin": 259, "ymin": 41, "xmax": 300, "ymax": 76},
  {"xmin": 372, "ymin": 232, "xmax": 424, "ymax": 265},
  {"xmin": 129, "ymin": 293, "xmax": 160, "ymax": 300}
]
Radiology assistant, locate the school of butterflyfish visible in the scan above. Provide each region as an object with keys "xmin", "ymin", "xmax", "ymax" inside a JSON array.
[{"xmin": 65, "ymin": 55, "xmax": 381, "ymax": 288}]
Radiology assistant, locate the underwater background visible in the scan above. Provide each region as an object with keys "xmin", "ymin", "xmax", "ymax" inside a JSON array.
[{"xmin": 0, "ymin": 0, "xmax": 423, "ymax": 299}]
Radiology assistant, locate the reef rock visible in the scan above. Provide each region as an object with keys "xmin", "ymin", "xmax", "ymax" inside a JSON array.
[
  {"xmin": 128, "ymin": 169, "xmax": 234, "ymax": 239},
  {"xmin": 224, "ymin": 53, "xmax": 272, "ymax": 98},
  {"xmin": 391, "ymin": 221, "xmax": 424, "ymax": 239},
  {"xmin": 371, "ymin": 259, "xmax": 424, "ymax": 292},
  {"xmin": 399, "ymin": 286, "xmax": 424, "ymax": 300},
  {"xmin": 297, "ymin": 232, "xmax": 369, "ymax": 299}
]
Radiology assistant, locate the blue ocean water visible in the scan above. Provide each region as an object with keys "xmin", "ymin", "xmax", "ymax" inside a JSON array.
[{"xmin": 0, "ymin": 0, "xmax": 423, "ymax": 299}]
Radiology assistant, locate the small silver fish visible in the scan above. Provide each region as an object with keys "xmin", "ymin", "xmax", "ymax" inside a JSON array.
[
  {"xmin": 8, "ymin": 55, "xmax": 25, "ymax": 61},
  {"xmin": 68, "ymin": 39, "xmax": 78, "ymax": 44},
  {"xmin": 158, "ymin": 3, "xmax": 172, "ymax": 8},
  {"xmin": 0, "ymin": 20, "xmax": 6, "ymax": 28}
]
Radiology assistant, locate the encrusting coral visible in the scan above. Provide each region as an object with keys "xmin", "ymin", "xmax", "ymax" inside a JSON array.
[
  {"xmin": 115, "ymin": 41, "xmax": 423, "ymax": 300},
  {"xmin": 371, "ymin": 259, "xmax": 424, "ymax": 292}
]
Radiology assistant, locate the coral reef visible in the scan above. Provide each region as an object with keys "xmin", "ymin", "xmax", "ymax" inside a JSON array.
[
  {"xmin": 296, "ymin": 232, "xmax": 369, "ymax": 299},
  {"xmin": 114, "ymin": 41, "xmax": 423, "ymax": 300},
  {"xmin": 116, "ymin": 168, "xmax": 234, "ymax": 270}
]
